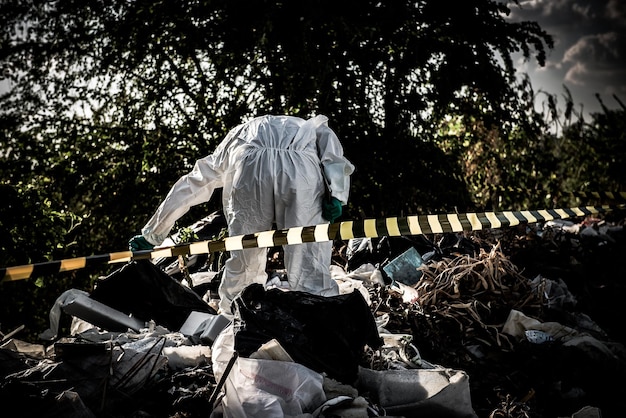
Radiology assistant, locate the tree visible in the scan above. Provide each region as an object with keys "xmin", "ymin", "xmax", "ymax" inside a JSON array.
[
  {"xmin": 0, "ymin": 0, "xmax": 554, "ymax": 340},
  {"xmin": 1, "ymin": 0, "xmax": 553, "ymax": 214}
]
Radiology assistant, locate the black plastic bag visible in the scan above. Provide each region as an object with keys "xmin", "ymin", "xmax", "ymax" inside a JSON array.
[
  {"xmin": 90, "ymin": 260, "xmax": 216, "ymax": 331},
  {"xmin": 231, "ymin": 283, "xmax": 383, "ymax": 385}
]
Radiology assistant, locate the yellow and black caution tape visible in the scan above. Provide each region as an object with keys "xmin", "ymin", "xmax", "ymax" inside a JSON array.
[
  {"xmin": 573, "ymin": 191, "xmax": 626, "ymax": 200},
  {"xmin": 481, "ymin": 187, "xmax": 626, "ymax": 202},
  {"xmin": 1, "ymin": 204, "xmax": 624, "ymax": 283}
]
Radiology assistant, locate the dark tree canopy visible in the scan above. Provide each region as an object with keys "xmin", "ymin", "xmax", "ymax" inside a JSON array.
[{"xmin": 1, "ymin": 0, "xmax": 553, "ymax": 222}]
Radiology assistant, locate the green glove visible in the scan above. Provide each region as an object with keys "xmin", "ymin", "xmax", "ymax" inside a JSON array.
[
  {"xmin": 129, "ymin": 235, "xmax": 154, "ymax": 251},
  {"xmin": 322, "ymin": 197, "xmax": 343, "ymax": 223}
]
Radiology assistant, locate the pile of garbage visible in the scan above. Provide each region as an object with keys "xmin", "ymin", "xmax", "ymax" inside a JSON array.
[{"xmin": 1, "ymin": 211, "xmax": 625, "ymax": 418}]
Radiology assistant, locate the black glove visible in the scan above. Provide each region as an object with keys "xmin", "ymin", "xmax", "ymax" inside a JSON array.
[{"xmin": 129, "ymin": 235, "xmax": 155, "ymax": 251}]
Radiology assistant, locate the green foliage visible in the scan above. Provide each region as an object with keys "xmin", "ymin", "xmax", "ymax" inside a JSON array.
[
  {"xmin": 440, "ymin": 79, "xmax": 626, "ymax": 211},
  {"xmin": 571, "ymin": 97, "xmax": 626, "ymax": 193},
  {"xmin": 0, "ymin": 181, "xmax": 93, "ymax": 342},
  {"xmin": 175, "ymin": 227, "xmax": 199, "ymax": 245},
  {"xmin": 0, "ymin": 0, "xmax": 554, "ymax": 217}
]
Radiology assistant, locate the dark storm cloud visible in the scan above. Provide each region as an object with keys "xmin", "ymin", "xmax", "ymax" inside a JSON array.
[
  {"xmin": 508, "ymin": 0, "xmax": 626, "ymax": 104},
  {"xmin": 563, "ymin": 31, "xmax": 626, "ymax": 95}
]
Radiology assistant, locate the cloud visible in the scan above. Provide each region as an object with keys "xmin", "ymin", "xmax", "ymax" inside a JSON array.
[
  {"xmin": 513, "ymin": 0, "xmax": 603, "ymax": 25},
  {"xmin": 509, "ymin": 0, "xmax": 608, "ymax": 58},
  {"xmin": 563, "ymin": 32, "xmax": 624, "ymax": 69},
  {"xmin": 562, "ymin": 32, "xmax": 626, "ymax": 92},
  {"xmin": 606, "ymin": 0, "xmax": 626, "ymax": 21},
  {"xmin": 508, "ymin": 0, "xmax": 626, "ymax": 107}
]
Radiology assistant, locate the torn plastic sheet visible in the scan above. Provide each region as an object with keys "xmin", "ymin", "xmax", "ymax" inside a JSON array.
[
  {"xmin": 162, "ymin": 345, "xmax": 212, "ymax": 371},
  {"xmin": 524, "ymin": 329, "xmax": 555, "ymax": 344},
  {"xmin": 249, "ymin": 338, "xmax": 294, "ymax": 361},
  {"xmin": 108, "ymin": 336, "xmax": 169, "ymax": 394},
  {"xmin": 356, "ymin": 366, "xmax": 477, "ymax": 418},
  {"xmin": 1, "ymin": 334, "xmax": 169, "ymax": 416},
  {"xmin": 502, "ymin": 309, "xmax": 621, "ymax": 360},
  {"xmin": 345, "ymin": 234, "xmax": 474, "ymax": 275},
  {"xmin": 90, "ymin": 260, "xmax": 216, "ymax": 331},
  {"xmin": 179, "ymin": 311, "xmax": 232, "ymax": 345},
  {"xmin": 329, "ymin": 264, "xmax": 377, "ymax": 305},
  {"xmin": 39, "ymin": 288, "xmax": 146, "ymax": 341},
  {"xmin": 382, "ymin": 246, "xmax": 424, "ymax": 286},
  {"xmin": 53, "ymin": 390, "xmax": 96, "ymax": 418},
  {"xmin": 502, "ymin": 309, "xmax": 580, "ymax": 341},
  {"xmin": 218, "ymin": 356, "xmax": 326, "ymax": 418},
  {"xmin": 1, "ymin": 338, "xmax": 46, "ymax": 361},
  {"xmin": 231, "ymin": 284, "xmax": 383, "ymax": 384}
]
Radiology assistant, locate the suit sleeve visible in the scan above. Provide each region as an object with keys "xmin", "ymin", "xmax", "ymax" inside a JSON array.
[
  {"xmin": 314, "ymin": 116, "xmax": 355, "ymax": 205},
  {"xmin": 141, "ymin": 127, "xmax": 242, "ymax": 245}
]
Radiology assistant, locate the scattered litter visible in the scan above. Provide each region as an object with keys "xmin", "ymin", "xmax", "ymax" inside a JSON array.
[
  {"xmin": 179, "ymin": 311, "xmax": 231, "ymax": 345},
  {"xmin": 39, "ymin": 288, "xmax": 146, "ymax": 341},
  {"xmin": 356, "ymin": 366, "xmax": 476, "ymax": 418},
  {"xmin": 382, "ymin": 246, "xmax": 424, "ymax": 286},
  {"xmin": 524, "ymin": 329, "xmax": 554, "ymax": 344},
  {"xmin": 1, "ymin": 214, "xmax": 626, "ymax": 417}
]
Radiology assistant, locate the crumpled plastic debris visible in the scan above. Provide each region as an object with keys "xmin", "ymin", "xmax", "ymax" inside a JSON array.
[
  {"xmin": 90, "ymin": 260, "xmax": 216, "ymax": 331},
  {"xmin": 230, "ymin": 283, "xmax": 383, "ymax": 384}
]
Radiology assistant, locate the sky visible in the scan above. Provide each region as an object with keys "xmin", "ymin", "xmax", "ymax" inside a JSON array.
[{"xmin": 507, "ymin": 0, "xmax": 626, "ymax": 120}]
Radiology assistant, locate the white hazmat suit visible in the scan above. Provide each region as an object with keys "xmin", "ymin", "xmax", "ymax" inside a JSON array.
[{"xmin": 140, "ymin": 115, "xmax": 355, "ymax": 314}]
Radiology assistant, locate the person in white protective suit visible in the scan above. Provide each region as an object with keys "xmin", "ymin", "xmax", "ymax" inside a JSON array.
[{"xmin": 129, "ymin": 115, "xmax": 355, "ymax": 314}]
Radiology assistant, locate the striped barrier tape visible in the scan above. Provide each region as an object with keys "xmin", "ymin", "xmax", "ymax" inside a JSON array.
[
  {"xmin": 570, "ymin": 191, "xmax": 626, "ymax": 200},
  {"xmin": 1, "ymin": 203, "xmax": 624, "ymax": 283},
  {"xmin": 479, "ymin": 187, "xmax": 626, "ymax": 202}
]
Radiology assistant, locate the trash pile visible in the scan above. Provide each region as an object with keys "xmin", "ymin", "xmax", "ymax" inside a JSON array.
[{"xmin": 1, "ymin": 211, "xmax": 625, "ymax": 418}]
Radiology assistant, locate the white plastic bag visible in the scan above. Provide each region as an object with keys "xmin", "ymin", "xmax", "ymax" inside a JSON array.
[{"xmin": 221, "ymin": 357, "xmax": 326, "ymax": 418}]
